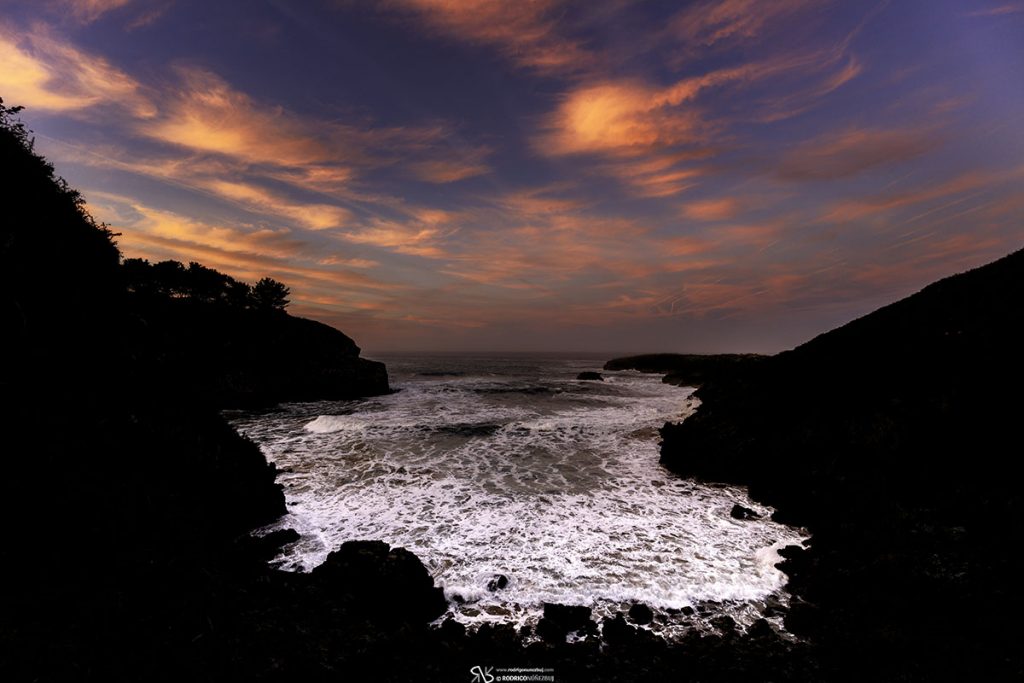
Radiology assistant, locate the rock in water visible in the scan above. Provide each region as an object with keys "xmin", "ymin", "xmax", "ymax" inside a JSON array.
[
  {"xmin": 577, "ymin": 371, "xmax": 604, "ymax": 381},
  {"xmin": 487, "ymin": 574, "xmax": 509, "ymax": 591},
  {"xmin": 730, "ymin": 504, "xmax": 760, "ymax": 520}
]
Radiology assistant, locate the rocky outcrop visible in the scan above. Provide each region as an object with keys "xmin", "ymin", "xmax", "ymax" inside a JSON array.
[
  {"xmin": 311, "ymin": 540, "xmax": 448, "ymax": 624},
  {"xmin": 122, "ymin": 298, "xmax": 390, "ymax": 409},
  {"xmin": 660, "ymin": 247, "xmax": 1024, "ymax": 681},
  {"xmin": 576, "ymin": 371, "xmax": 604, "ymax": 381}
]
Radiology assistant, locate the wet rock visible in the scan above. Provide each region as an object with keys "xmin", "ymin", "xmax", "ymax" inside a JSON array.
[
  {"xmin": 601, "ymin": 613, "xmax": 637, "ymax": 646},
  {"xmin": 576, "ymin": 371, "xmax": 604, "ymax": 381},
  {"xmin": 730, "ymin": 504, "xmax": 760, "ymax": 520},
  {"xmin": 487, "ymin": 574, "xmax": 509, "ymax": 591},
  {"xmin": 746, "ymin": 618, "xmax": 775, "ymax": 640},
  {"xmin": 711, "ymin": 615, "xmax": 736, "ymax": 633},
  {"xmin": 681, "ymin": 606, "xmax": 695, "ymax": 616},
  {"xmin": 628, "ymin": 602, "xmax": 654, "ymax": 625},
  {"xmin": 763, "ymin": 595, "xmax": 786, "ymax": 618},
  {"xmin": 536, "ymin": 603, "xmax": 593, "ymax": 642},
  {"xmin": 483, "ymin": 605, "xmax": 510, "ymax": 616}
]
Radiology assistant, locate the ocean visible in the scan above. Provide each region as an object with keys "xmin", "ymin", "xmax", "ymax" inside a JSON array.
[{"xmin": 227, "ymin": 353, "xmax": 805, "ymax": 638}]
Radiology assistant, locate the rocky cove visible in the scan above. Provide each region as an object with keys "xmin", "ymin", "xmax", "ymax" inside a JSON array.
[{"xmin": 3, "ymin": 100, "xmax": 1022, "ymax": 681}]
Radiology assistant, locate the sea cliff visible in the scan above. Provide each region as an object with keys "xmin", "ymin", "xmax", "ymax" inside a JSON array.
[{"xmin": 660, "ymin": 247, "xmax": 1024, "ymax": 681}]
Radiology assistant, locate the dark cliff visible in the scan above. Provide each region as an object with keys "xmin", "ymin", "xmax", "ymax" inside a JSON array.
[
  {"xmin": 661, "ymin": 247, "xmax": 1024, "ymax": 681},
  {"xmin": 0, "ymin": 100, "xmax": 402, "ymax": 681}
]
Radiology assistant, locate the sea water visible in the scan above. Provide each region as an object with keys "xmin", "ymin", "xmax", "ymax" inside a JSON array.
[{"xmin": 227, "ymin": 353, "xmax": 805, "ymax": 638}]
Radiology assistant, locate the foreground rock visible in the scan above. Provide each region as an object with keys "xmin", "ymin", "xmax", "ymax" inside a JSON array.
[
  {"xmin": 661, "ymin": 247, "xmax": 1024, "ymax": 682},
  {"xmin": 536, "ymin": 604, "xmax": 595, "ymax": 642},
  {"xmin": 311, "ymin": 540, "xmax": 447, "ymax": 623}
]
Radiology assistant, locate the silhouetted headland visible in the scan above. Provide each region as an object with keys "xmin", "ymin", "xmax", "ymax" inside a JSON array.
[{"xmin": 660, "ymin": 246, "xmax": 1024, "ymax": 681}]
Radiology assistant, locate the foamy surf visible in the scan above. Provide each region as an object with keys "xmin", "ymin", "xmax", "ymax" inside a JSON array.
[{"xmin": 229, "ymin": 354, "xmax": 806, "ymax": 639}]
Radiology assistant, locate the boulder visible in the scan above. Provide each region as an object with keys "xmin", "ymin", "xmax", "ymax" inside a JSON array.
[
  {"xmin": 628, "ymin": 602, "xmax": 654, "ymax": 625},
  {"xmin": 311, "ymin": 540, "xmax": 447, "ymax": 623},
  {"xmin": 601, "ymin": 613, "xmax": 637, "ymax": 646}
]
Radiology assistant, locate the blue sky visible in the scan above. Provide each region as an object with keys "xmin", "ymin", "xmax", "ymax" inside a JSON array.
[{"xmin": 2, "ymin": 0, "xmax": 1022, "ymax": 352}]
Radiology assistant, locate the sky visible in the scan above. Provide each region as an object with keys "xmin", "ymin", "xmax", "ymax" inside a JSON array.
[{"xmin": 1, "ymin": 0, "xmax": 1022, "ymax": 353}]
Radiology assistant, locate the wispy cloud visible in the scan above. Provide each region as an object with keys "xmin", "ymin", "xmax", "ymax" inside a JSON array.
[
  {"xmin": 822, "ymin": 170, "xmax": 990, "ymax": 222},
  {"xmin": 776, "ymin": 126, "xmax": 940, "ymax": 181},
  {"xmin": 966, "ymin": 3, "xmax": 1024, "ymax": 17},
  {"xmin": 667, "ymin": 0, "xmax": 822, "ymax": 51},
  {"xmin": 0, "ymin": 24, "xmax": 155, "ymax": 116},
  {"xmin": 57, "ymin": 0, "xmax": 133, "ymax": 24},
  {"xmin": 380, "ymin": 0, "xmax": 590, "ymax": 75}
]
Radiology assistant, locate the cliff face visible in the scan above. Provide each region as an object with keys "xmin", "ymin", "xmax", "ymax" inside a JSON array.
[
  {"xmin": 660, "ymin": 247, "xmax": 1024, "ymax": 681},
  {"xmin": 0, "ymin": 102, "xmax": 398, "ymax": 680}
]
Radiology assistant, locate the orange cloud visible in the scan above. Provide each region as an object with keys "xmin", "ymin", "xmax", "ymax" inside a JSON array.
[
  {"xmin": 404, "ymin": 146, "xmax": 491, "ymax": 183},
  {"xmin": 777, "ymin": 126, "xmax": 939, "ymax": 181},
  {"xmin": 682, "ymin": 198, "xmax": 742, "ymax": 221},
  {"xmin": 535, "ymin": 48, "xmax": 860, "ymax": 196},
  {"xmin": 341, "ymin": 208, "xmax": 458, "ymax": 258},
  {"xmin": 668, "ymin": 0, "xmax": 821, "ymax": 50},
  {"xmin": 383, "ymin": 0, "xmax": 589, "ymax": 74},
  {"xmin": 88, "ymin": 193, "xmax": 400, "ymax": 314},
  {"xmin": 209, "ymin": 180, "xmax": 351, "ymax": 230},
  {"xmin": 0, "ymin": 25, "xmax": 155, "ymax": 117},
  {"xmin": 142, "ymin": 68, "xmax": 330, "ymax": 167}
]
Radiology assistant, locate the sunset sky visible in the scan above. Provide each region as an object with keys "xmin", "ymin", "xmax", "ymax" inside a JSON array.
[{"xmin": 2, "ymin": 0, "xmax": 1022, "ymax": 352}]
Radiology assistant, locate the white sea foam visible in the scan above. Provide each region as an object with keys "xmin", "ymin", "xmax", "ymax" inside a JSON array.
[{"xmin": 231, "ymin": 356, "xmax": 806, "ymax": 639}]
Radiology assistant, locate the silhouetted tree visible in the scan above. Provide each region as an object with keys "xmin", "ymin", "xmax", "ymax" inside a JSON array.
[
  {"xmin": 187, "ymin": 261, "xmax": 233, "ymax": 304},
  {"xmin": 252, "ymin": 277, "xmax": 290, "ymax": 312}
]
